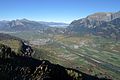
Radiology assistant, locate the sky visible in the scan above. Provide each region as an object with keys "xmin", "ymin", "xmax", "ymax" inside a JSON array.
[{"xmin": 0, "ymin": 0, "xmax": 120, "ymax": 23}]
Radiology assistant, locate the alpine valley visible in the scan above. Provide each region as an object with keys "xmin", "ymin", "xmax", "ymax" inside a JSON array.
[{"xmin": 0, "ymin": 11, "xmax": 120, "ymax": 80}]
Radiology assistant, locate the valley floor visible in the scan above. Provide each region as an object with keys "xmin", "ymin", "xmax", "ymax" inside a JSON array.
[{"xmin": 8, "ymin": 31, "xmax": 120, "ymax": 80}]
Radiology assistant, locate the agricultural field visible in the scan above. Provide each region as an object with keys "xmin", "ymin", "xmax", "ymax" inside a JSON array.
[{"xmin": 9, "ymin": 32, "xmax": 120, "ymax": 80}]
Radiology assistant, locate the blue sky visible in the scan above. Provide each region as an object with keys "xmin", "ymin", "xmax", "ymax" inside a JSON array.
[{"xmin": 0, "ymin": 0, "xmax": 120, "ymax": 23}]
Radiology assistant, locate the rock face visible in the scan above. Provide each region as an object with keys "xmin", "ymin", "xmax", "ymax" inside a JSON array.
[
  {"xmin": 93, "ymin": 18, "xmax": 120, "ymax": 40},
  {"xmin": 67, "ymin": 11, "xmax": 120, "ymax": 40},
  {"xmin": 0, "ymin": 44, "xmax": 109, "ymax": 80}
]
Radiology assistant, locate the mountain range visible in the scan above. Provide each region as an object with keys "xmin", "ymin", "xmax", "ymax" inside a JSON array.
[
  {"xmin": 0, "ymin": 19, "xmax": 50, "ymax": 31},
  {"xmin": 0, "ymin": 19, "xmax": 68, "ymax": 31},
  {"xmin": 0, "ymin": 11, "xmax": 120, "ymax": 40},
  {"xmin": 67, "ymin": 11, "xmax": 120, "ymax": 40}
]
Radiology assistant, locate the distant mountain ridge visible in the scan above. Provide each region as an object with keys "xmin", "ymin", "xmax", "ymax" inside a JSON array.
[
  {"xmin": 67, "ymin": 11, "xmax": 120, "ymax": 40},
  {"xmin": 0, "ymin": 19, "xmax": 49, "ymax": 31},
  {"xmin": 0, "ymin": 19, "xmax": 69, "ymax": 31}
]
